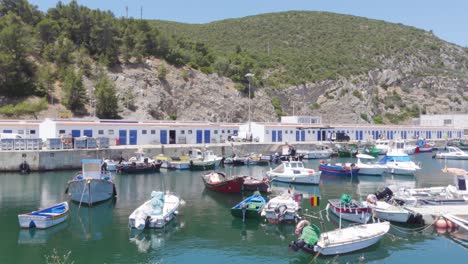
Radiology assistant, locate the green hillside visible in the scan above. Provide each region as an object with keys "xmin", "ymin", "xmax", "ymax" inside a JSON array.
[{"xmin": 154, "ymin": 11, "xmax": 460, "ymax": 86}]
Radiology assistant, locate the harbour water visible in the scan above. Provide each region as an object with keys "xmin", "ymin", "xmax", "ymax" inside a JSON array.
[{"xmin": 1, "ymin": 153, "xmax": 467, "ymax": 263}]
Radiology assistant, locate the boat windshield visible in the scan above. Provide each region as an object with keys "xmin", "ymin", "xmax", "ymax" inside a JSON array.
[
  {"xmin": 384, "ymin": 156, "xmax": 411, "ymax": 162},
  {"xmin": 288, "ymin": 162, "xmax": 304, "ymax": 168}
]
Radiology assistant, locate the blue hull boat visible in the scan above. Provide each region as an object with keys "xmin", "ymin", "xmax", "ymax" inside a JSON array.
[
  {"xmin": 231, "ymin": 193, "xmax": 266, "ymax": 220},
  {"xmin": 319, "ymin": 163, "xmax": 360, "ymax": 177}
]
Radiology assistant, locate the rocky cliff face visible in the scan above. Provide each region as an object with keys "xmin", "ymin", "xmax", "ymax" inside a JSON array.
[
  {"xmin": 88, "ymin": 49, "xmax": 468, "ymax": 125},
  {"xmin": 95, "ymin": 60, "xmax": 278, "ymax": 123}
]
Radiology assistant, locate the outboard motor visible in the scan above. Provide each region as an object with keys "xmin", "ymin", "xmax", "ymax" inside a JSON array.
[
  {"xmin": 289, "ymin": 239, "xmax": 306, "ymax": 252},
  {"xmin": 456, "ymin": 175, "xmax": 467, "ymax": 191},
  {"xmin": 375, "ymin": 187, "xmax": 393, "ymax": 201}
]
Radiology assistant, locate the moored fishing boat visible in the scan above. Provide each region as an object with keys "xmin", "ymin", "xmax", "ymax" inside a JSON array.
[
  {"xmin": 230, "ymin": 192, "xmax": 266, "ymax": 220},
  {"xmin": 117, "ymin": 152, "xmax": 162, "ymax": 173},
  {"xmin": 290, "ymin": 219, "xmax": 390, "ymax": 255},
  {"xmin": 129, "ymin": 191, "xmax": 181, "ymax": 230},
  {"xmin": 241, "ymin": 175, "xmax": 271, "ymax": 192},
  {"xmin": 262, "ymin": 193, "xmax": 301, "ymax": 224},
  {"xmin": 267, "ymin": 161, "xmax": 321, "ymax": 185},
  {"xmin": 327, "ymin": 194, "xmax": 371, "ymax": 224},
  {"xmin": 297, "ymin": 145, "xmax": 333, "ymax": 159},
  {"xmin": 201, "ymin": 171, "xmax": 244, "ymax": 193},
  {"xmin": 189, "ymin": 149, "xmax": 223, "ymax": 170},
  {"xmin": 18, "ymin": 202, "xmax": 69, "ymax": 229},
  {"xmin": 379, "ymin": 141, "xmax": 420, "ymax": 175},
  {"xmin": 434, "ymin": 146, "xmax": 468, "ymax": 160},
  {"xmin": 66, "ymin": 159, "xmax": 117, "ymax": 206},
  {"xmin": 318, "ymin": 162, "xmax": 360, "ymax": 177},
  {"xmin": 363, "ymin": 194, "xmax": 411, "ymax": 223},
  {"xmin": 355, "ymin": 154, "xmax": 387, "ymax": 176}
]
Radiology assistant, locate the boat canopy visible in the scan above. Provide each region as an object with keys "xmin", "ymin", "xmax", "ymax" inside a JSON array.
[
  {"xmin": 379, "ymin": 155, "xmax": 411, "ymax": 163},
  {"xmin": 81, "ymin": 159, "xmax": 102, "ymax": 179}
]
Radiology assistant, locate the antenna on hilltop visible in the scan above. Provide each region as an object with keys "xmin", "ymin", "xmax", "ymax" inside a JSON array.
[
  {"xmin": 125, "ymin": 6, "xmax": 128, "ymax": 18},
  {"xmin": 140, "ymin": 6, "xmax": 143, "ymax": 20}
]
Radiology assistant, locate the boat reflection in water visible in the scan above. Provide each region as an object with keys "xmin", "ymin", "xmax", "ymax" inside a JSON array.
[
  {"xmin": 269, "ymin": 181, "xmax": 321, "ymax": 199},
  {"xmin": 68, "ymin": 198, "xmax": 116, "ymax": 241},
  {"xmin": 357, "ymin": 175, "xmax": 416, "ymax": 198},
  {"xmin": 262, "ymin": 222, "xmax": 295, "ymax": 241},
  {"xmin": 17, "ymin": 222, "xmax": 68, "ymax": 245},
  {"xmin": 129, "ymin": 220, "xmax": 184, "ymax": 253},
  {"xmin": 231, "ymin": 218, "xmax": 262, "ymax": 241}
]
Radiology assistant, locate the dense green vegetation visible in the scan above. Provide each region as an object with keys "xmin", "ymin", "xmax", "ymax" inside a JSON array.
[
  {"xmin": 154, "ymin": 11, "xmax": 450, "ymax": 87},
  {"xmin": 0, "ymin": 0, "xmax": 217, "ymax": 116},
  {"xmin": 0, "ymin": 1, "xmax": 465, "ymax": 122}
]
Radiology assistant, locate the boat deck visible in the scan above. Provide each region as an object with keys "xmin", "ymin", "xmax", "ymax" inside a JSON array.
[{"xmin": 404, "ymin": 204, "xmax": 468, "ymax": 216}]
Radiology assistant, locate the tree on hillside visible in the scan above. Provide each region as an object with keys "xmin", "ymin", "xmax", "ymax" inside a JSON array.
[
  {"xmin": 36, "ymin": 63, "xmax": 56, "ymax": 104},
  {"xmin": 0, "ymin": 98, "xmax": 47, "ymax": 119},
  {"xmin": 62, "ymin": 68, "xmax": 87, "ymax": 112},
  {"xmin": 0, "ymin": 12, "xmax": 35, "ymax": 96},
  {"xmin": 0, "ymin": 0, "xmax": 42, "ymax": 25},
  {"xmin": 94, "ymin": 74, "xmax": 119, "ymax": 119}
]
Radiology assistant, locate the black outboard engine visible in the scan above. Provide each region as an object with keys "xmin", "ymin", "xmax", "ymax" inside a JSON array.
[
  {"xmin": 289, "ymin": 239, "xmax": 306, "ymax": 252},
  {"xmin": 375, "ymin": 187, "xmax": 393, "ymax": 201}
]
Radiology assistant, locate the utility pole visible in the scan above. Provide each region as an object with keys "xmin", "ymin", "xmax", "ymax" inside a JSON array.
[
  {"xmin": 245, "ymin": 73, "xmax": 255, "ymax": 135},
  {"xmin": 140, "ymin": 6, "xmax": 143, "ymax": 20}
]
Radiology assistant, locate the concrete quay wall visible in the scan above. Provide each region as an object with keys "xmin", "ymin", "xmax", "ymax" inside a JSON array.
[
  {"xmin": 0, "ymin": 142, "xmax": 292, "ymax": 172},
  {"xmin": 0, "ymin": 140, "xmax": 448, "ymax": 172}
]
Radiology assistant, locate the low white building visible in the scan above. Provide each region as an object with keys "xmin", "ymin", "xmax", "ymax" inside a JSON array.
[{"xmin": 38, "ymin": 118, "xmax": 239, "ymax": 145}]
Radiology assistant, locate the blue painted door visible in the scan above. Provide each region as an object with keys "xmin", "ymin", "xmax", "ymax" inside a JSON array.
[
  {"xmin": 3, "ymin": 130, "xmax": 12, "ymax": 133},
  {"xmin": 359, "ymin": 131, "xmax": 363, "ymax": 140},
  {"xmin": 160, "ymin": 130, "xmax": 167, "ymax": 144},
  {"xmin": 317, "ymin": 130, "xmax": 321, "ymax": 141},
  {"xmin": 204, "ymin": 130, "xmax": 211, "ymax": 143},
  {"xmin": 296, "ymin": 131, "xmax": 300, "ymax": 142},
  {"xmin": 449, "ymin": 131, "xmax": 453, "ymax": 138},
  {"xmin": 278, "ymin": 130, "xmax": 283, "ymax": 142},
  {"xmin": 196, "ymin": 130, "xmax": 203, "ymax": 143},
  {"xmin": 301, "ymin": 131, "xmax": 305, "ymax": 141},
  {"xmin": 426, "ymin": 131, "xmax": 431, "ymax": 139},
  {"xmin": 129, "ymin": 130, "xmax": 137, "ymax": 145},
  {"xmin": 72, "ymin": 130, "xmax": 81, "ymax": 138},
  {"xmin": 233, "ymin": 130, "xmax": 238, "ymax": 136},
  {"xmin": 272, "ymin": 130, "xmax": 277, "ymax": 142},
  {"xmin": 119, "ymin": 130, "xmax": 127, "ymax": 145},
  {"xmin": 83, "ymin": 130, "xmax": 93, "ymax": 137}
]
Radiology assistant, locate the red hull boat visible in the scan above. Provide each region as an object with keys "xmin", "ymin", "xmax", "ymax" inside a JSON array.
[{"xmin": 201, "ymin": 171, "xmax": 244, "ymax": 193}]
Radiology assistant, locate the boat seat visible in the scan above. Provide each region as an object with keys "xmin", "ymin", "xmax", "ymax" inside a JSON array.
[{"xmin": 248, "ymin": 202, "xmax": 263, "ymax": 209}]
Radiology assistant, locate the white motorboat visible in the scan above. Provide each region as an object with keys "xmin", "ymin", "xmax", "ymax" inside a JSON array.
[
  {"xmin": 18, "ymin": 202, "xmax": 69, "ymax": 229},
  {"xmin": 434, "ymin": 146, "xmax": 468, "ymax": 160},
  {"xmin": 381, "ymin": 169, "xmax": 468, "ymax": 206},
  {"xmin": 291, "ymin": 220, "xmax": 390, "ymax": 256},
  {"xmin": 188, "ymin": 149, "xmax": 222, "ymax": 170},
  {"xmin": 375, "ymin": 139, "xmax": 390, "ymax": 155},
  {"xmin": 379, "ymin": 141, "xmax": 420, "ymax": 175},
  {"xmin": 66, "ymin": 159, "xmax": 116, "ymax": 206},
  {"xmin": 356, "ymin": 154, "xmax": 387, "ymax": 176},
  {"xmin": 129, "ymin": 191, "xmax": 181, "ymax": 230},
  {"xmin": 103, "ymin": 159, "xmax": 118, "ymax": 171},
  {"xmin": 266, "ymin": 161, "xmax": 321, "ymax": 185},
  {"xmin": 363, "ymin": 194, "xmax": 410, "ymax": 223},
  {"xmin": 262, "ymin": 193, "xmax": 300, "ymax": 224},
  {"xmin": 297, "ymin": 145, "xmax": 333, "ymax": 159}
]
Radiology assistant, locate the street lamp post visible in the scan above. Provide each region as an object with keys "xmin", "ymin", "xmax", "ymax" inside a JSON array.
[{"xmin": 245, "ymin": 73, "xmax": 254, "ymax": 138}]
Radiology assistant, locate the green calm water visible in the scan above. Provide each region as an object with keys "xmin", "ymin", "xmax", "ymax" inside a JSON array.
[{"xmin": 1, "ymin": 153, "xmax": 467, "ymax": 263}]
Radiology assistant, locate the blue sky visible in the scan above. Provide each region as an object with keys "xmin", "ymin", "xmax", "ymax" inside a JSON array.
[{"xmin": 29, "ymin": 0, "xmax": 467, "ymax": 47}]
